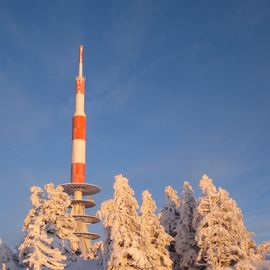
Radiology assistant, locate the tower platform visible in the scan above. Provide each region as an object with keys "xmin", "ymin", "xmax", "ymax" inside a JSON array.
[
  {"xmin": 60, "ymin": 181, "xmax": 101, "ymax": 258},
  {"xmin": 69, "ymin": 199, "xmax": 96, "ymax": 208},
  {"xmin": 74, "ymin": 232, "xmax": 100, "ymax": 240},
  {"xmin": 73, "ymin": 214, "xmax": 100, "ymax": 224},
  {"xmin": 61, "ymin": 183, "xmax": 101, "ymax": 195}
]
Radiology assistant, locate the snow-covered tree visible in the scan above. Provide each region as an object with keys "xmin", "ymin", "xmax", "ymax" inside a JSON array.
[
  {"xmin": 23, "ymin": 186, "xmax": 44, "ymax": 230},
  {"xmin": 93, "ymin": 241, "xmax": 104, "ymax": 266},
  {"xmin": 19, "ymin": 184, "xmax": 79, "ymax": 269},
  {"xmin": 234, "ymin": 241, "xmax": 270, "ymax": 270},
  {"xmin": 140, "ymin": 190, "xmax": 173, "ymax": 270},
  {"xmin": 0, "ymin": 239, "xmax": 16, "ymax": 270},
  {"xmin": 234, "ymin": 260, "xmax": 256, "ymax": 270},
  {"xmin": 255, "ymin": 241, "xmax": 270, "ymax": 261},
  {"xmin": 42, "ymin": 184, "xmax": 79, "ymax": 263},
  {"xmin": 194, "ymin": 175, "xmax": 270, "ymax": 270},
  {"xmin": 98, "ymin": 174, "xmax": 149, "ymax": 270},
  {"xmin": 175, "ymin": 181, "xmax": 197, "ymax": 270},
  {"xmin": 97, "ymin": 198, "xmax": 114, "ymax": 267},
  {"xmin": 43, "ymin": 184, "xmax": 78, "ymax": 243},
  {"xmin": 19, "ymin": 214, "xmax": 66, "ymax": 270},
  {"xmin": 160, "ymin": 186, "xmax": 180, "ymax": 236},
  {"xmin": 19, "ymin": 186, "xmax": 45, "ymax": 266},
  {"xmin": 160, "ymin": 186, "xmax": 180, "ymax": 266}
]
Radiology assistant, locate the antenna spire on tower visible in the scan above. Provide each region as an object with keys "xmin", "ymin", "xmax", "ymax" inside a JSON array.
[{"xmin": 79, "ymin": 45, "xmax": 83, "ymax": 77}]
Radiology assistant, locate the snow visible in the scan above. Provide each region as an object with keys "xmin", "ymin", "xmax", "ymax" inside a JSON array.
[
  {"xmin": 7, "ymin": 259, "xmax": 270, "ymax": 269},
  {"xmin": 255, "ymin": 260, "xmax": 270, "ymax": 270},
  {"xmin": 18, "ymin": 184, "xmax": 80, "ymax": 269},
  {"xmin": 2, "ymin": 175, "xmax": 270, "ymax": 270},
  {"xmin": 67, "ymin": 259, "xmax": 102, "ymax": 270},
  {"xmin": 0, "ymin": 238, "xmax": 17, "ymax": 270},
  {"xmin": 99, "ymin": 174, "xmax": 150, "ymax": 269},
  {"xmin": 140, "ymin": 190, "xmax": 172, "ymax": 269},
  {"xmin": 160, "ymin": 186, "xmax": 180, "ymax": 237},
  {"xmin": 0, "ymin": 259, "xmax": 102, "ymax": 270},
  {"xmin": 57, "ymin": 259, "xmax": 270, "ymax": 270},
  {"xmin": 160, "ymin": 186, "xmax": 180, "ymax": 268},
  {"xmin": 175, "ymin": 181, "xmax": 197, "ymax": 269},
  {"xmin": 67, "ymin": 259, "xmax": 270, "ymax": 270},
  {"xmin": 194, "ymin": 175, "xmax": 260, "ymax": 269},
  {"xmin": 0, "ymin": 239, "xmax": 14, "ymax": 262}
]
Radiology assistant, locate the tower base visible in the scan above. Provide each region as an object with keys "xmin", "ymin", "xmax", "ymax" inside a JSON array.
[{"xmin": 60, "ymin": 182, "xmax": 101, "ymax": 259}]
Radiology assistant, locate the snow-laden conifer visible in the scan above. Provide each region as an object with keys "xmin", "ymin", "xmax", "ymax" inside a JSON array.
[
  {"xmin": 140, "ymin": 190, "xmax": 173, "ymax": 270},
  {"xmin": 234, "ymin": 241, "xmax": 270, "ymax": 270},
  {"xmin": 21, "ymin": 217, "xmax": 66, "ymax": 270},
  {"xmin": 175, "ymin": 181, "xmax": 197, "ymax": 270},
  {"xmin": 97, "ymin": 198, "xmax": 114, "ymax": 268},
  {"xmin": 23, "ymin": 186, "xmax": 44, "ymax": 230},
  {"xmin": 98, "ymin": 174, "xmax": 149, "ymax": 270},
  {"xmin": 194, "ymin": 175, "xmax": 270, "ymax": 270},
  {"xmin": 19, "ymin": 184, "xmax": 79, "ymax": 269},
  {"xmin": 43, "ymin": 184, "xmax": 78, "ymax": 244},
  {"xmin": 234, "ymin": 260, "xmax": 256, "ymax": 270},
  {"xmin": 19, "ymin": 186, "xmax": 44, "ymax": 265},
  {"xmin": 160, "ymin": 186, "xmax": 180, "ymax": 236},
  {"xmin": 42, "ymin": 184, "xmax": 79, "ymax": 262},
  {"xmin": 255, "ymin": 242, "xmax": 270, "ymax": 261},
  {"xmin": 160, "ymin": 186, "xmax": 180, "ymax": 266},
  {"xmin": 19, "ymin": 186, "xmax": 66, "ymax": 270},
  {"xmin": 0, "ymin": 239, "xmax": 16, "ymax": 270}
]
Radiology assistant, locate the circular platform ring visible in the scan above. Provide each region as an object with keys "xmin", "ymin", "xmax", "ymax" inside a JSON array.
[
  {"xmin": 73, "ymin": 214, "xmax": 100, "ymax": 224},
  {"xmin": 69, "ymin": 199, "xmax": 96, "ymax": 209},
  {"xmin": 60, "ymin": 183, "xmax": 101, "ymax": 195},
  {"xmin": 75, "ymin": 232, "xmax": 100, "ymax": 240}
]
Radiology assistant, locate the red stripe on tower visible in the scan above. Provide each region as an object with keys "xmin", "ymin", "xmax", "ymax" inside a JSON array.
[
  {"xmin": 71, "ymin": 45, "xmax": 86, "ymax": 183},
  {"xmin": 71, "ymin": 163, "xmax": 85, "ymax": 183},
  {"xmin": 72, "ymin": 116, "xmax": 86, "ymax": 140}
]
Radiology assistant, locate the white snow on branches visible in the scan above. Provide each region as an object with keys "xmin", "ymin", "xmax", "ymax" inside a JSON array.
[
  {"xmin": 194, "ymin": 175, "xmax": 270, "ymax": 270},
  {"xmin": 140, "ymin": 190, "xmax": 173, "ymax": 269},
  {"xmin": 7, "ymin": 174, "xmax": 269, "ymax": 270},
  {"xmin": 98, "ymin": 175, "xmax": 149, "ymax": 270},
  {"xmin": 160, "ymin": 186, "xmax": 180, "ymax": 268},
  {"xmin": 19, "ymin": 183, "xmax": 79, "ymax": 270},
  {"xmin": 175, "ymin": 181, "xmax": 197, "ymax": 270}
]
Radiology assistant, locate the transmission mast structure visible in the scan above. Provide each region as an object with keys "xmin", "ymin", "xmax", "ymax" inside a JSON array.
[{"xmin": 61, "ymin": 45, "xmax": 101, "ymax": 258}]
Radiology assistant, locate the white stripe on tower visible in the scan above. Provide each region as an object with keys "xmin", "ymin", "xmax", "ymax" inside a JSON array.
[{"xmin": 71, "ymin": 45, "xmax": 86, "ymax": 183}]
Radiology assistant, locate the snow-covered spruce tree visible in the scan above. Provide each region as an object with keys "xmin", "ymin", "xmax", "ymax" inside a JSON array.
[
  {"xmin": 194, "ymin": 175, "xmax": 270, "ymax": 270},
  {"xmin": 160, "ymin": 186, "xmax": 180, "ymax": 266},
  {"xmin": 234, "ymin": 240, "xmax": 270, "ymax": 270},
  {"xmin": 25, "ymin": 217, "xmax": 65, "ymax": 270},
  {"xmin": 234, "ymin": 260, "xmax": 256, "ymax": 270},
  {"xmin": 19, "ymin": 184, "xmax": 79, "ymax": 269},
  {"xmin": 19, "ymin": 186, "xmax": 45, "ymax": 265},
  {"xmin": 97, "ymin": 198, "xmax": 114, "ymax": 267},
  {"xmin": 93, "ymin": 241, "xmax": 104, "ymax": 266},
  {"xmin": 23, "ymin": 186, "xmax": 44, "ymax": 231},
  {"xmin": 19, "ymin": 212, "xmax": 66, "ymax": 269},
  {"xmin": 42, "ymin": 184, "xmax": 79, "ymax": 263},
  {"xmin": 255, "ymin": 241, "xmax": 270, "ymax": 261},
  {"xmin": 98, "ymin": 174, "xmax": 149, "ymax": 270},
  {"xmin": 175, "ymin": 181, "xmax": 197, "ymax": 270},
  {"xmin": 140, "ymin": 190, "xmax": 173, "ymax": 270},
  {"xmin": 0, "ymin": 239, "xmax": 16, "ymax": 270}
]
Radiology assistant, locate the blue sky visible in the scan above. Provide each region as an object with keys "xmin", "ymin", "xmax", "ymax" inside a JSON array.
[{"xmin": 0, "ymin": 0, "xmax": 270, "ymax": 247}]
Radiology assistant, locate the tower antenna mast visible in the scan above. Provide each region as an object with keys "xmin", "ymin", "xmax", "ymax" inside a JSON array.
[{"xmin": 61, "ymin": 45, "xmax": 101, "ymax": 258}]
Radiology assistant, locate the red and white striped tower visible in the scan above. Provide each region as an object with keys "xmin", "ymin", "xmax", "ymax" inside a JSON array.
[
  {"xmin": 61, "ymin": 45, "xmax": 101, "ymax": 259},
  {"xmin": 71, "ymin": 45, "xmax": 86, "ymax": 184}
]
